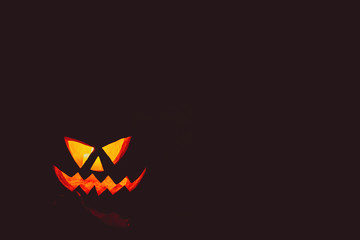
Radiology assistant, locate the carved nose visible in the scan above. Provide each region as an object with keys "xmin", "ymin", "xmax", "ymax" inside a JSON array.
[{"xmin": 91, "ymin": 156, "xmax": 104, "ymax": 171}]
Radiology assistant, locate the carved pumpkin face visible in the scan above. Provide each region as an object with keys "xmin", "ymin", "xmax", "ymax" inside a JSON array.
[{"xmin": 54, "ymin": 136, "xmax": 146, "ymax": 196}]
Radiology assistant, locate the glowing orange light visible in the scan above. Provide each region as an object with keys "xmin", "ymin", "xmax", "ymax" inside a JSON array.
[
  {"xmin": 91, "ymin": 156, "xmax": 104, "ymax": 172},
  {"xmin": 64, "ymin": 137, "xmax": 94, "ymax": 168},
  {"xmin": 54, "ymin": 166, "xmax": 146, "ymax": 195},
  {"xmin": 102, "ymin": 137, "xmax": 131, "ymax": 165}
]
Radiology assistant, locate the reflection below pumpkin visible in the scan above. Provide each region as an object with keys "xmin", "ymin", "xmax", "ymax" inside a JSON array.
[{"xmin": 87, "ymin": 206, "xmax": 130, "ymax": 228}]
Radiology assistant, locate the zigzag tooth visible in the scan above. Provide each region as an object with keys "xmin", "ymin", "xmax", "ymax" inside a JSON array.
[
  {"xmin": 94, "ymin": 176, "xmax": 114, "ymax": 195},
  {"xmin": 86, "ymin": 174, "xmax": 99, "ymax": 182},
  {"xmin": 54, "ymin": 166, "xmax": 77, "ymax": 191},
  {"xmin": 109, "ymin": 177, "xmax": 128, "ymax": 195},
  {"xmin": 103, "ymin": 176, "xmax": 117, "ymax": 189},
  {"xmin": 125, "ymin": 168, "xmax": 146, "ymax": 192},
  {"xmin": 80, "ymin": 184, "xmax": 93, "ymax": 194},
  {"xmin": 70, "ymin": 173, "xmax": 84, "ymax": 188},
  {"xmin": 95, "ymin": 185, "xmax": 107, "ymax": 195},
  {"xmin": 54, "ymin": 166, "xmax": 146, "ymax": 195},
  {"xmin": 79, "ymin": 174, "xmax": 98, "ymax": 194}
]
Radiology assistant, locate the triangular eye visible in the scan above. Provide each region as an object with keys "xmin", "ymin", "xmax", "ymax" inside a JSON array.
[
  {"xmin": 102, "ymin": 136, "xmax": 131, "ymax": 164},
  {"xmin": 64, "ymin": 137, "xmax": 94, "ymax": 168}
]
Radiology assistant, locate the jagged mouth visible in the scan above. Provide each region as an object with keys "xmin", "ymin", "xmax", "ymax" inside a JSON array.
[{"xmin": 54, "ymin": 166, "xmax": 146, "ymax": 195}]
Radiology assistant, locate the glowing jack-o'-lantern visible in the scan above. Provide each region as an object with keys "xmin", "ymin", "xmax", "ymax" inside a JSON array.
[{"xmin": 54, "ymin": 136, "xmax": 146, "ymax": 195}]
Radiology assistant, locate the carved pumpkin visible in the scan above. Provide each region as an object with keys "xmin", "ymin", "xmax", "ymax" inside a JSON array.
[{"xmin": 54, "ymin": 136, "xmax": 146, "ymax": 196}]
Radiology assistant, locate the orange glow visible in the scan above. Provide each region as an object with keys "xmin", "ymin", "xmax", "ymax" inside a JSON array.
[
  {"xmin": 91, "ymin": 156, "xmax": 104, "ymax": 172},
  {"xmin": 102, "ymin": 137, "xmax": 131, "ymax": 165},
  {"xmin": 65, "ymin": 137, "xmax": 94, "ymax": 168},
  {"xmin": 54, "ymin": 166, "xmax": 146, "ymax": 195}
]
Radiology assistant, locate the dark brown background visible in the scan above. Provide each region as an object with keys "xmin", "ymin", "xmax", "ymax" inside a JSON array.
[{"xmin": 1, "ymin": 8, "xmax": 214, "ymax": 238}]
